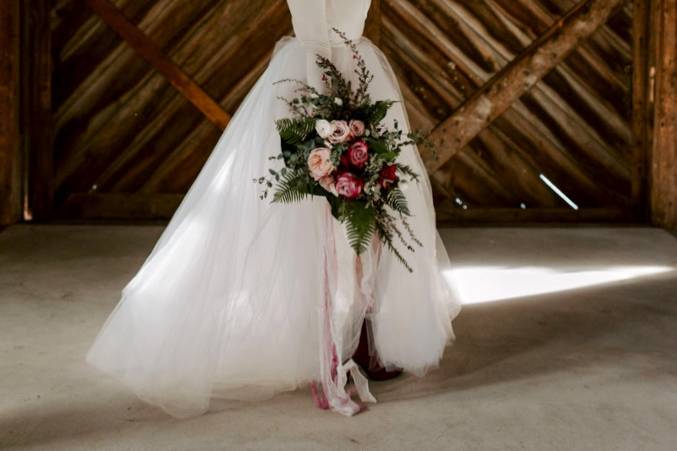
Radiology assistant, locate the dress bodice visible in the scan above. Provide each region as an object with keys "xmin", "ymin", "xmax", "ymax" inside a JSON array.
[
  {"xmin": 287, "ymin": 0, "xmax": 371, "ymax": 48},
  {"xmin": 286, "ymin": 0, "xmax": 372, "ymax": 91}
]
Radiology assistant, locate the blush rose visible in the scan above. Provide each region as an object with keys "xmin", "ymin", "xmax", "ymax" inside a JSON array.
[
  {"xmin": 319, "ymin": 175, "xmax": 338, "ymax": 196},
  {"xmin": 328, "ymin": 120, "xmax": 351, "ymax": 144},
  {"xmin": 307, "ymin": 147, "xmax": 335, "ymax": 180},
  {"xmin": 349, "ymin": 120, "xmax": 365, "ymax": 138}
]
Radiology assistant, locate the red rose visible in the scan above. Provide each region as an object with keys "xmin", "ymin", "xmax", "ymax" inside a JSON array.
[
  {"xmin": 379, "ymin": 164, "xmax": 398, "ymax": 189},
  {"xmin": 336, "ymin": 172, "xmax": 364, "ymax": 199},
  {"xmin": 340, "ymin": 151, "xmax": 351, "ymax": 168},
  {"xmin": 344, "ymin": 140, "xmax": 369, "ymax": 168}
]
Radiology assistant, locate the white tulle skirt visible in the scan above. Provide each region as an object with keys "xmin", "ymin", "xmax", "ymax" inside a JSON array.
[{"xmin": 87, "ymin": 37, "xmax": 461, "ymax": 418}]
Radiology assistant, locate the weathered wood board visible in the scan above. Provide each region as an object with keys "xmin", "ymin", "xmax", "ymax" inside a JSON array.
[{"xmin": 17, "ymin": 0, "xmax": 646, "ymax": 223}]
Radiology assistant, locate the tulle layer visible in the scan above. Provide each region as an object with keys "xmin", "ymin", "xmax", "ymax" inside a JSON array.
[{"xmin": 87, "ymin": 37, "xmax": 461, "ymax": 418}]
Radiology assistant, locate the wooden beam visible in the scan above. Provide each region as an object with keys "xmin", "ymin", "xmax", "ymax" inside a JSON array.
[
  {"xmin": 58, "ymin": 193, "xmax": 634, "ymax": 224},
  {"xmin": 383, "ymin": 9, "xmax": 631, "ymax": 207},
  {"xmin": 0, "ymin": 1, "xmax": 21, "ymax": 225},
  {"xmin": 650, "ymin": 0, "xmax": 677, "ymax": 230},
  {"xmin": 59, "ymin": 193, "xmax": 183, "ymax": 219},
  {"xmin": 21, "ymin": 0, "xmax": 53, "ymax": 221},
  {"xmin": 436, "ymin": 207, "xmax": 635, "ymax": 225},
  {"xmin": 631, "ymin": 0, "xmax": 651, "ymax": 217},
  {"xmin": 85, "ymin": 0, "xmax": 231, "ymax": 130},
  {"xmin": 422, "ymin": 0, "xmax": 623, "ymax": 174}
]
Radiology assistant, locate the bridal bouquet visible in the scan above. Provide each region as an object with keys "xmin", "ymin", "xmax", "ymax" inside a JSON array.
[{"xmin": 256, "ymin": 30, "xmax": 423, "ymax": 271}]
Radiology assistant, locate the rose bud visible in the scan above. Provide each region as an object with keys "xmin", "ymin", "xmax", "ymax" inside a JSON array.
[
  {"xmin": 379, "ymin": 164, "xmax": 399, "ymax": 189},
  {"xmin": 335, "ymin": 172, "xmax": 364, "ymax": 199}
]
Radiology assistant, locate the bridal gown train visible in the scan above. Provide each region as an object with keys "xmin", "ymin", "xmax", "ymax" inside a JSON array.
[{"xmin": 87, "ymin": 0, "xmax": 461, "ymax": 417}]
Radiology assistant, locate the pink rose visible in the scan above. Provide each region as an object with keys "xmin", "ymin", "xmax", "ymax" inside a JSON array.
[
  {"xmin": 379, "ymin": 164, "xmax": 398, "ymax": 189},
  {"xmin": 328, "ymin": 120, "xmax": 351, "ymax": 144},
  {"xmin": 336, "ymin": 172, "xmax": 364, "ymax": 199},
  {"xmin": 319, "ymin": 175, "xmax": 338, "ymax": 196},
  {"xmin": 307, "ymin": 147, "xmax": 335, "ymax": 181},
  {"xmin": 344, "ymin": 140, "xmax": 369, "ymax": 168},
  {"xmin": 349, "ymin": 120, "xmax": 365, "ymax": 138}
]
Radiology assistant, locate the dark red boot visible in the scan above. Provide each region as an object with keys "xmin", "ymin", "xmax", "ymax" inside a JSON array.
[{"xmin": 352, "ymin": 320, "xmax": 402, "ymax": 381}]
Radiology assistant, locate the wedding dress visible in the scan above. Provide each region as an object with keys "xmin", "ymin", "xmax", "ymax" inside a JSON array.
[{"xmin": 87, "ymin": 0, "xmax": 461, "ymax": 417}]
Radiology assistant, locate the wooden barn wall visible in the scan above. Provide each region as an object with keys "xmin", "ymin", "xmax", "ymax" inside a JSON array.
[
  {"xmin": 0, "ymin": 1, "xmax": 22, "ymax": 226},
  {"xmin": 382, "ymin": 0, "xmax": 635, "ymax": 222},
  {"xmin": 50, "ymin": 0, "xmax": 293, "ymax": 219},
  {"xmin": 44, "ymin": 0, "xmax": 637, "ymax": 222}
]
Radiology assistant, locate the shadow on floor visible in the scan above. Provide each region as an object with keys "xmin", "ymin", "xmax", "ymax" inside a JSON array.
[{"xmin": 2, "ymin": 272, "xmax": 676, "ymax": 449}]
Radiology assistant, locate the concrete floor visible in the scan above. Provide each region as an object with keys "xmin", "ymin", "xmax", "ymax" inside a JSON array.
[{"xmin": 1, "ymin": 225, "xmax": 677, "ymax": 451}]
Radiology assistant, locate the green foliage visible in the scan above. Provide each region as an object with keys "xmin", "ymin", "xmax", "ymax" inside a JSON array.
[
  {"xmin": 375, "ymin": 218, "xmax": 413, "ymax": 273},
  {"xmin": 396, "ymin": 164, "xmax": 420, "ymax": 182},
  {"xmin": 255, "ymin": 29, "xmax": 432, "ymax": 272},
  {"xmin": 272, "ymin": 171, "xmax": 310, "ymax": 204},
  {"xmin": 316, "ymin": 55, "xmax": 352, "ymax": 102},
  {"xmin": 385, "ymin": 188, "xmax": 410, "ymax": 216},
  {"xmin": 365, "ymin": 138, "xmax": 389, "ymax": 156},
  {"xmin": 276, "ymin": 117, "xmax": 316, "ymax": 144},
  {"xmin": 341, "ymin": 202, "xmax": 377, "ymax": 255},
  {"xmin": 332, "ymin": 28, "xmax": 373, "ymax": 107},
  {"xmin": 365, "ymin": 100, "xmax": 395, "ymax": 125}
]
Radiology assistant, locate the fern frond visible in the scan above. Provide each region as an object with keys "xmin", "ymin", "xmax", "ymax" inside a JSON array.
[
  {"xmin": 272, "ymin": 171, "xmax": 310, "ymax": 204},
  {"xmin": 276, "ymin": 117, "xmax": 315, "ymax": 144},
  {"xmin": 365, "ymin": 100, "xmax": 395, "ymax": 125},
  {"xmin": 375, "ymin": 219, "xmax": 413, "ymax": 273},
  {"xmin": 401, "ymin": 216, "xmax": 423, "ymax": 248},
  {"xmin": 395, "ymin": 164, "xmax": 420, "ymax": 182},
  {"xmin": 342, "ymin": 203, "xmax": 377, "ymax": 255},
  {"xmin": 385, "ymin": 188, "xmax": 410, "ymax": 216}
]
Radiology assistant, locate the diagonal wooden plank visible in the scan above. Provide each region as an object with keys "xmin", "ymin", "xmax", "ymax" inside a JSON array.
[
  {"xmin": 382, "ymin": 9, "xmax": 628, "ymax": 206},
  {"xmin": 138, "ymin": 51, "xmax": 274, "ymax": 194},
  {"xmin": 85, "ymin": 0, "xmax": 230, "ymax": 129},
  {"xmin": 97, "ymin": 2, "xmax": 290, "ymax": 193},
  {"xmin": 54, "ymin": 0, "xmax": 264, "ymax": 195},
  {"xmin": 422, "ymin": 0, "xmax": 623, "ymax": 174}
]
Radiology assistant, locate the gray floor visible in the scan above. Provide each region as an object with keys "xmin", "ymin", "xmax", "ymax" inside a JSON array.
[{"xmin": 1, "ymin": 225, "xmax": 677, "ymax": 451}]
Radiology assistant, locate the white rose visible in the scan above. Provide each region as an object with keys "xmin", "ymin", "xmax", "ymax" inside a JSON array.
[
  {"xmin": 315, "ymin": 119, "xmax": 334, "ymax": 139},
  {"xmin": 334, "ymin": 97, "xmax": 343, "ymax": 106}
]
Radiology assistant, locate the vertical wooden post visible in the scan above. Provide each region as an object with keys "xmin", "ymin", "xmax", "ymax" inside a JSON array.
[
  {"xmin": 21, "ymin": 0, "xmax": 53, "ymax": 221},
  {"xmin": 650, "ymin": 0, "xmax": 677, "ymax": 230},
  {"xmin": 364, "ymin": 0, "xmax": 382, "ymax": 45},
  {"xmin": 631, "ymin": 0, "xmax": 651, "ymax": 219},
  {"xmin": 0, "ymin": 1, "xmax": 22, "ymax": 226}
]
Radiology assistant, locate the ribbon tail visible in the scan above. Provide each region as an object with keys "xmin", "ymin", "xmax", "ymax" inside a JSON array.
[{"xmin": 344, "ymin": 359, "xmax": 376, "ymax": 404}]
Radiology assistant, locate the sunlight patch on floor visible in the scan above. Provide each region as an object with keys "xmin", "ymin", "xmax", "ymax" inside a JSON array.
[{"xmin": 444, "ymin": 265, "xmax": 675, "ymax": 305}]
